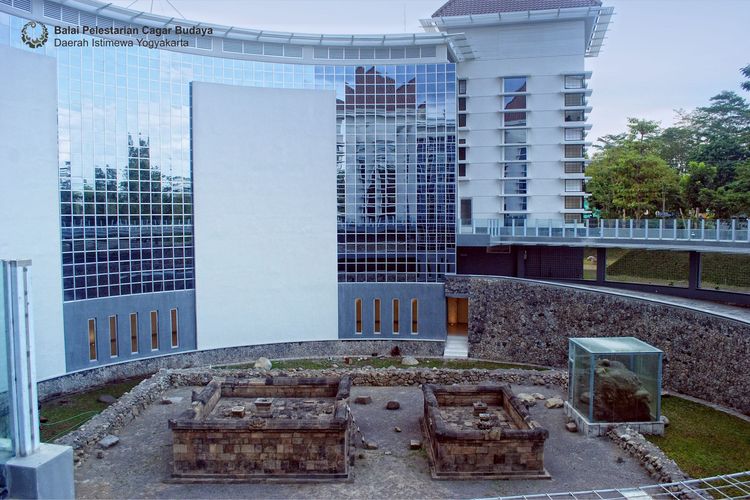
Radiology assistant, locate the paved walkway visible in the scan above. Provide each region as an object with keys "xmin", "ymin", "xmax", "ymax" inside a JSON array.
[{"xmin": 75, "ymin": 384, "xmax": 651, "ymax": 499}]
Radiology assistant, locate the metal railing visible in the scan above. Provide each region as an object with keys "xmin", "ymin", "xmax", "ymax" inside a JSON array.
[{"xmin": 458, "ymin": 218, "xmax": 750, "ymax": 244}]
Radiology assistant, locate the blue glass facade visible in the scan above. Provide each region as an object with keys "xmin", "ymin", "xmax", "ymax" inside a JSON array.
[{"xmin": 0, "ymin": 12, "xmax": 455, "ymax": 302}]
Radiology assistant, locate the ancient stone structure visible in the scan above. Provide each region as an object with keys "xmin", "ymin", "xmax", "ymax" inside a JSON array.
[
  {"xmin": 169, "ymin": 376, "xmax": 353, "ymax": 482},
  {"xmin": 445, "ymin": 275, "xmax": 750, "ymax": 415},
  {"xmin": 421, "ymin": 383, "xmax": 549, "ymax": 479}
]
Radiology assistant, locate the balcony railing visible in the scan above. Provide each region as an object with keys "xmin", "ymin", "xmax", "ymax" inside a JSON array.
[{"xmin": 458, "ymin": 218, "xmax": 750, "ymax": 244}]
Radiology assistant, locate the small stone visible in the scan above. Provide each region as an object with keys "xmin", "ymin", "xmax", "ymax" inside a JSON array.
[
  {"xmin": 463, "ymin": 421, "xmax": 473, "ymax": 427},
  {"xmin": 98, "ymin": 435, "xmax": 119, "ymax": 449},
  {"xmin": 532, "ymin": 393, "xmax": 546, "ymax": 400},
  {"xmin": 384, "ymin": 451, "xmax": 392, "ymax": 456},
  {"xmin": 516, "ymin": 393, "xmax": 537, "ymax": 406},
  {"xmin": 365, "ymin": 440, "xmax": 379, "ymax": 450},
  {"xmin": 97, "ymin": 394, "xmax": 117, "ymax": 405},
  {"xmin": 230, "ymin": 406, "xmax": 246, "ymax": 418},
  {"xmin": 254, "ymin": 357, "xmax": 272, "ymax": 370},
  {"xmin": 354, "ymin": 395, "xmax": 372, "ymax": 405},
  {"xmin": 401, "ymin": 356, "xmax": 419, "ymax": 366},
  {"xmin": 565, "ymin": 422, "xmax": 578, "ymax": 433},
  {"xmin": 409, "ymin": 440, "xmax": 422, "ymax": 450},
  {"xmin": 394, "ymin": 427, "xmax": 401, "ymax": 433},
  {"xmin": 616, "ymin": 456, "xmax": 625, "ymax": 464},
  {"xmin": 661, "ymin": 415, "xmax": 670, "ymax": 427},
  {"xmin": 160, "ymin": 396, "xmax": 183, "ymax": 405},
  {"xmin": 357, "ymin": 453, "xmax": 365, "ymax": 459},
  {"xmin": 332, "ymin": 364, "xmax": 338, "ymax": 368},
  {"xmin": 39, "ymin": 416, "xmax": 48, "ymax": 423},
  {"xmin": 386, "ymin": 400, "xmax": 400, "ymax": 410},
  {"xmin": 96, "ymin": 451, "xmax": 104, "ymax": 459},
  {"xmin": 545, "ymin": 397, "xmax": 564, "ymax": 409}
]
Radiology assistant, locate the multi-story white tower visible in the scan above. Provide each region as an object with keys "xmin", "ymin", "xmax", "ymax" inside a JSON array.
[{"xmin": 424, "ymin": 0, "xmax": 613, "ymax": 226}]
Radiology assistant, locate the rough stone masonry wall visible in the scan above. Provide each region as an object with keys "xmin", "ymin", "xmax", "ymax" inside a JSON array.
[{"xmin": 446, "ymin": 276, "xmax": 750, "ymax": 415}]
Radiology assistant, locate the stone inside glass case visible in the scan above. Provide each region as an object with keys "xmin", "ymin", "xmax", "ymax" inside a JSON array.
[{"xmin": 568, "ymin": 337, "xmax": 662, "ymax": 424}]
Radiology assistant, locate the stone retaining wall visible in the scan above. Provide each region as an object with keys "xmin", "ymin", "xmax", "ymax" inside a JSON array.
[
  {"xmin": 445, "ymin": 276, "xmax": 750, "ymax": 415},
  {"xmin": 607, "ymin": 426, "xmax": 688, "ymax": 483},
  {"xmin": 38, "ymin": 339, "xmax": 443, "ymax": 400}
]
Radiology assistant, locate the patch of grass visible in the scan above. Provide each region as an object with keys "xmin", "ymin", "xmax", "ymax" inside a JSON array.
[
  {"xmin": 40, "ymin": 377, "xmax": 146, "ymax": 442},
  {"xmin": 219, "ymin": 357, "xmax": 548, "ymax": 371},
  {"xmin": 646, "ymin": 395, "xmax": 750, "ymax": 477}
]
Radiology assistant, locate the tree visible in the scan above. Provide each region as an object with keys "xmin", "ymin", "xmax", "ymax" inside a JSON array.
[
  {"xmin": 681, "ymin": 162, "xmax": 716, "ymax": 213},
  {"xmin": 742, "ymin": 64, "xmax": 750, "ymax": 92}
]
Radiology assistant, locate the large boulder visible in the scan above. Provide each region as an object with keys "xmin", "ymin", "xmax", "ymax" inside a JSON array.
[
  {"xmin": 254, "ymin": 357, "xmax": 272, "ymax": 370},
  {"xmin": 401, "ymin": 356, "xmax": 419, "ymax": 366},
  {"xmin": 592, "ymin": 359, "xmax": 652, "ymax": 422}
]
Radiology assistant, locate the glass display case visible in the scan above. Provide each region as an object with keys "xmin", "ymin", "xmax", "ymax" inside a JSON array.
[{"xmin": 568, "ymin": 337, "xmax": 662, "ymax": 423}]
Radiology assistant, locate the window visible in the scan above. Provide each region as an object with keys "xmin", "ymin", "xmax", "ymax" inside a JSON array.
[
  {"xmin": 565, "ymin": 93, "xmax": 584, "ymax": 106},
  {"xmin": 392, "ymin": 299, "xmax": 400, "ymax": 334},
  {"xmin": 565, "ymin": 162, "xmax": 585, "ymax": 174},
  {"xmin": 130, "ymin": 313, "xmax": 138, "ymax": 354},
  {"xmin": 504, "ymin": 146, "xmax": 527, "ymax": 161},
  {"xmin": 565, "ymin": 144, "xmax": 584, "ymax": 158},
  {"xmin": 458, "ymin": 114, "xmax": 467, "ymax": 128},
  {"xmin": 504, "ymin": 112, "xmax": 526, "ymax": 127},
  {"xmin": 458, "ymin": 79, "xmax": 467, "ymax": 95},
  {"xmin": 504, "ymin": 163, "xmax": 527, "ymax": 178},
  {"xmin": 504, "ymin": 197, "xmax": 527, "ymax": 211},
  {"xmin": 170, "ymin": 308, "xmax": 179, "ymax": 348},
  {"xmin": 458, "ymin": 164, "xmax": 467, "ymax": 177},
  {"xmin": 565, "ymin": 196, "xmax": 583, "ymax": 209},
  {"xmin": 504, "ymin": 129, "xmax": 527, "ymax": 144},
  {"xmin": 411, "ymin": 299, "xmax": 418, "ymax": 334},
  {"xmin": 565, "ymin": 128, "xmax": 584, "ymax": 141},
  {"xmin": 565, "ymin": 75, "xmax": 585, "ymax": 89},
  {"xmin": 503, "ymin": 95, "xmax": 526, "ymax": 110},
  {"xmin": 565, "ymin": 213, "xmax": 583, "ymax": 223},
  {"xmin": 460, "ymin": 199, "xmax": 472, "ymax": 222},
  {"xmin": 109, "ymin": 315, "xmax": 118, "ymax": 357},
  {"xmin": 458, "ymin": 147, "xmax": 467, "ymax": 161},
  {"xmin": 505, "ymin": 180, "xmax": 527, "ymax": 195},
  {"xmin": 565, "ymin": 110, "xmax": 585, "ymax": 122},
  {"xmin": 503, "ymin": 76, "xmax": 527, "ymax": 93},
  {"xmin": 504, "ymin": 214, "xmax": 527, "ymax": 226},
  {"xmin": 566, "ymin": 179, "xmax": 584, "ymax": 192},
  {"xmin": 150, "ymin": 310, "xmax": 159, "ymax": 350},
  {"xmin": 458, "ymin": 97, "xmax": 467, "ymax": 111},
  {"xmin": 88, "ymin": 318, "xmax": 97, "ymax": 361},
  {"xmin": 374, "ymin": 299, "xmax": 381, "ymax": 334},
  {"xmin": 355, "ymin": 298, "xmax": 362, "ymax": 334}
]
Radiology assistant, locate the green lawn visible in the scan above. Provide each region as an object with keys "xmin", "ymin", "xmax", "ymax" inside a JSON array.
[
  {"xmin": 647, "ymin": 395, "xmax": 750, "ymax": 477},
  {"xmin": 218, "ymin": 357, "xmax": 548, "ymax": 371},
  {"xmin": 40, "ymin": 377, "xmax": 145, "ymax": 442}
]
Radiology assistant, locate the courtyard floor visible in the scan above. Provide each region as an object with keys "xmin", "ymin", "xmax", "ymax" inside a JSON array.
[{"xmin": 75, "ymin": 384, "xmax": 651, "ymax": 499}]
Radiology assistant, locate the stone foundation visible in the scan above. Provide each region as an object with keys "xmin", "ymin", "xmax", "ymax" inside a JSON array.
[
  {"xmin": 564, "ymin": 402, "xmax": 664, "ymax": 437},
  {"xmin": 422, "ymin": 383, "xmax": 549, "ymax": 479},
  {"xmin": 169, "ymin": 376, "xmax": 353, "ymax": 482}
]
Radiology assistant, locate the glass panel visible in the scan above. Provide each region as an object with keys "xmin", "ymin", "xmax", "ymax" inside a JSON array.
[
  {"xmin": 130, "ymin": 313, "xmax": 138, "ymax": 354},
  {"xmin": 170, "ymin": 308, "xmax": 178, "ymax": 347},
  {"xmin": 150, "ymin": 311, "xmax": 158, "ymax": 350},
  {"xmin": 0, "ymin": 266, "xmax": 13, "ymax": 458},
  {"xmin": 373, "ymin": 299, "xmax": 381, "ymax": 333},
  {"xmin": 583, "ymin": 248, "xmax": 597, "ymax": 280},
  {"xmin": 109, "ymin": 315, "xmax": 117, "ymax": 357},
  {"xmin": 504, "ymin": 112, "xmax": 526, "ymax": 127},
  {"xmin": 565, "ymin": 93, "xmax": 584, "ymax": 106},
  {"xmin": 503, "ymin": 95, "xmax": 526, "ymax": 110},
  {"xmin": 411, "ymin": 299, "xmax": 418, "ymax": 334},
  {"xmin": 605, "ymin": 249, "xmax": 690, "ymax": 287},
  {"xmin": 355, "ymin": 299, "xmax": 362, "ymax": 334},
  {"xmin": 565, "ymin": 179, "xmax": 583, "ymax": 192},
  {"xmin": 503, "ymin": 77, "xmax": 526, "ymax": 93},
  {"xmin": 504, "ymin": 163, "xmax": 527, "ymax": 178},
  {"xmin": 392, "ymin": 299, "xmax": 399, "ymax": 334},
  {"xmin": 565, "ymin": 75, "xmax": 585, "ymax": 89},
  {"xmin": 504, "ymin": 129, "xmax": 526, "ymax": 144},
  {"xmin": 699, "ymin": 254, "xmax": 750, "ymax": 294},
  {"xmin": 88, "ymin": 318, "xmax": 97, "ymax": 361}
]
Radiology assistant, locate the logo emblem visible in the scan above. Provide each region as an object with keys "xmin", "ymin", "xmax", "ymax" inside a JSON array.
[{"xmin": 21, "ymin": 21, "xmax": 48, "ymax": 48}]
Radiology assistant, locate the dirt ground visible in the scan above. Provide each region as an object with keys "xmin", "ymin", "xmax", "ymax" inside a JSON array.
[{"xmin": 75, "ymin": 384, "xmax": 651, "ymax": 499}]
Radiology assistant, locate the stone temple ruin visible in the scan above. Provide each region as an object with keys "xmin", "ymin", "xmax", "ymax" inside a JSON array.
[
  {"xmin": 421, "ymin": 383, "xmax": 550, "ymax": 479},
  {"xmin": 169, "ymin": 376, "xmax": 353, "ymax": 482}
]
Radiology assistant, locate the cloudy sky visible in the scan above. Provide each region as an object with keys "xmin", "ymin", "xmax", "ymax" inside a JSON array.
[{"xmin": 113, "ymin": 0, "xmax": 750, "ymax": 141}]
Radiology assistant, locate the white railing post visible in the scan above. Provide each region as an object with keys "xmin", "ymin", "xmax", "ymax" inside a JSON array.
[
  {"xmin": 472, "ymin": 217, "xmax": 476, "ymax": 234},
  {"xmin": 615, "ymin": 219, "xmax": 619, "ymax": 238},
  {"xmin": 523, "ymin": 220, "xmax": 528, "ymax": 237},
  {"xmin": 511, "ymin": 219, "xmax": 516, "ymax": 237},
  {"xmin": 700, "ymin": 219, "xmax": 705, "ymax": 240},
  {"xmin": 629, "ymin": 219, "xmax": 633, "ymax": 238},
  {"xmin": 674, "ymin": 219, "xmax": 678, "ymax": 239},
  {"xmin": 731, "ymin": 219, "xmax": 736, "ymax": 241},
  {"xmin": 535, "ymin": 222, "xmax": 539, "ymax": 237},
  {"xmin": 645, "ymin": 219, "xmax": 649, "ymax": 239},
  {"xmin": 599, "ymin": 218, "xmax": 603, "ymax": 239},
  {"xmin": 687, "ymin": 219, "xmax": 691, "ymax": 240},
  {"xmin": 659, "ymin": 218, "xmax": 663, "ymax": 239},
  {"xmin": 585, "ymin": 219, "xmax": 590, "ymax": 238},
  {"xmin": 716, "ymin": 219, "xmax": 721, "ymax": 241}
]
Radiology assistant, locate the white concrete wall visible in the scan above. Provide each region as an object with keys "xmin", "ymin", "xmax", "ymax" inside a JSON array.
[
  {"xmin": 0, "ymin": 46, "xmax": 66, "ymax": 380},
  {"xmin": 192, "ymin": 83, "xmax": 339, "ymax": 349},
  {"xmin": 451, "ymin": 19, "xmax": 590, "ymax": 222}
]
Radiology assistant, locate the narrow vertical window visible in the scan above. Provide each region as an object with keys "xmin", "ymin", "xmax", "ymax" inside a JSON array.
[
  {"xmin": 88, "ymin": 318, "xmax": 97, "ymax": 361},
  {"xmin": 150, "ymin": 310, "xmax": 159, "ymax": 350},
  {"xmin": 170, "ymin": 308, "xmax": 179, "ymax": 348},
  {"xmin": 355, "ymin": 298, "xmax": 362, "ymax": 334},
  {"xmin": 109, "ymin": 315, "xmax": 118, "ymax": 357},
  {"xmin": 130, "ymin": 313, "xmax": 138, "ymax": 354},
  {"xmin": 411, "ymin": 299, "xmax": 419, "ymax": 335},
  {"xmin": 392, "ymin": 299, "xmax": 400, "ymax": 334},
  {"xmin": 458, "ymin": 79, "xmax": 467, "ymax": 95},
  {"xmin": 374, "ymin": 299, "xmax": 381, "ymax": 334}
]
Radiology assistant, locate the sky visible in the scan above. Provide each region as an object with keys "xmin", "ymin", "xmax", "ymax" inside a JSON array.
[{"xmin": 112, "ymin": 0, "xmax": 750, "ymax": 142}]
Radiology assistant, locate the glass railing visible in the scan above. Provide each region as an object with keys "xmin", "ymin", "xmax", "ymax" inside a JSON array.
[
  {"xmin": 458, "ymin": 218, "xmax": 750, "ymax": 244},
  {"xmin": 0, "ymin": 262, "xmax": 13, "ymax": 460}
]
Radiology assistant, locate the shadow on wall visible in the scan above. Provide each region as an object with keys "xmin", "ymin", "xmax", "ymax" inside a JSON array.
[{"xmin": 445, "ymin": 275, "xmax": 750, "ymax": 416}]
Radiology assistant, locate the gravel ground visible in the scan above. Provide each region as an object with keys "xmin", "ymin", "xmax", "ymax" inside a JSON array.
[{"xmin": 75, "ymin": 384, "xmax": 651, "ymax": 499}]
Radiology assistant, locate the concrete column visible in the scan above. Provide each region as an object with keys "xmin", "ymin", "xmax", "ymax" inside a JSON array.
[
  {"xmin": 596, "ymin": 247, "xmax": 607, "ymax": 284},
  {"xmin": 515, "ymin": 247, "xmax": 526, "ymax": 278},
  {"xmin": 689, "ymin": 251, "xmax": 702, "ymax": 291}
]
